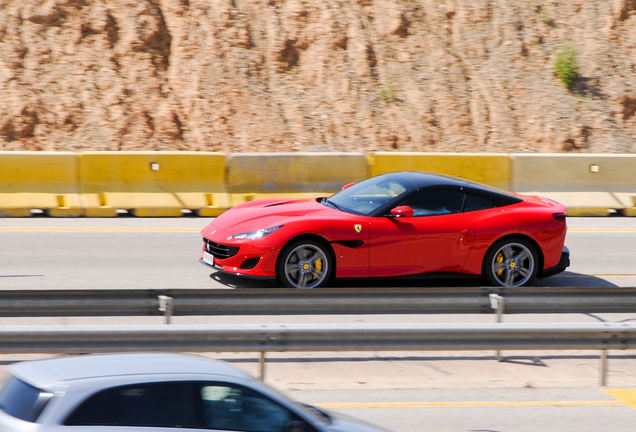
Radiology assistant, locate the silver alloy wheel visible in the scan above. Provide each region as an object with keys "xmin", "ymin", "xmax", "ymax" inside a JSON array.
[
  {"xmin": 490, "ymin": 242, "xmax": 535, "ymax": 287},
  {"xmin": 283, "ymin": 244, "xmax": 329, "ymax": 289}
]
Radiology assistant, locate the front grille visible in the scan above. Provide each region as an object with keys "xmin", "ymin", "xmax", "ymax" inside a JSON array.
[{"xmin": 203, "ymin": 238, "xmax": 239, "ymax": 260}]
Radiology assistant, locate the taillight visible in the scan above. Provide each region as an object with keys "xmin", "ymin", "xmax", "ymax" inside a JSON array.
[{"xmin": 552, "ymin": 213, "xmax": 566, "ymax": 223}]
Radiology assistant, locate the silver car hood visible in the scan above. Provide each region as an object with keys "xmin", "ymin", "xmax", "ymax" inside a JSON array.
[{"xmin": 323, "ymin": 410, "xmax": 392, "ymax": 432}]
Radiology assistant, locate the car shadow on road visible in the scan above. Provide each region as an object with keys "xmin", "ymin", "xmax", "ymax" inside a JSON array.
[
  {"xmin": 209, "ymin": 272, "xmax": 279, "ymax": 289},
  {"xmin": 209, "ymin": 271, "xmax": 485, "ymax": 289},
  {"xmin": 531, "ymin": 271, "xmax": 619, "ymax": 288},
  {"xmin": 210, "ymin": 270, "xmax": 619, "ymax": 289}
]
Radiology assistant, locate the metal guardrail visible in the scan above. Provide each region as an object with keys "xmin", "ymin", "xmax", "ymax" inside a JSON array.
[
  {"xmin": 1, "ymin": 323, "xmax": 634, "ymax": 353},
  {"xmin": 1, "ymin": 323, "xmax": 634, "ymax": 385},
  {"xmin": 0, "ymin": 287, "xmax": 635, "ymax": 317}
]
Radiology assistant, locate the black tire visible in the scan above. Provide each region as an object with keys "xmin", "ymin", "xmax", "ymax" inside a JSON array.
[
  {"xmin": 277, "ymin": 239, "xmax": 333, "ymax": 289},
  {"xmin": 483, "ymin": 238, "xmax": 538, "ymax": 287}
]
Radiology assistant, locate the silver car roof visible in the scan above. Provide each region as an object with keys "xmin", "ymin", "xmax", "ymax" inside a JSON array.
[{"xmin": 9, "ymin": 353, "xmax": 251, "ymax": 390}]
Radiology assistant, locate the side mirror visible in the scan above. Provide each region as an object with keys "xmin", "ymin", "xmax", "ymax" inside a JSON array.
[
  {"xmin": 390, "ymin": 206, "xmax": 414, "ymax": 218},
  {"xmin": 341, "ymin": 182, "xmax": 355, "ymax": 190}
]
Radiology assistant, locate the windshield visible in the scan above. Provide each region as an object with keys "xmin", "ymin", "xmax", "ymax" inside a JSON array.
[
  {"xmin": 324, "ymin": 174, "xmax": 412, "ymax": 216},
  {"xmin": 0, "ymin": 376, "xmax": 53, "ymax": 422}
]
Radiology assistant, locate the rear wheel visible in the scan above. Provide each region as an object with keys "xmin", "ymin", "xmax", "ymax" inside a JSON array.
[
  {"xmin": 484, "ymin": 238, "xmax": 538, "ymax": 287},
  {"xmin": 277, "ymin": 239, "xmax": 333, "ymax": 289}
]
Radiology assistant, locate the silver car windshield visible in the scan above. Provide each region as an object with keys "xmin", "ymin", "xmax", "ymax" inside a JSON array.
[{"xmin": 0, "ymin": 376, "xmax": 53, "ymax": 422}]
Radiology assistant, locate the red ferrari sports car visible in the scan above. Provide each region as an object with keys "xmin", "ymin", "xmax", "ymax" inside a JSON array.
[{"xmin": 200, "ymin": 171, "xmax": 569, "ymax": 288}]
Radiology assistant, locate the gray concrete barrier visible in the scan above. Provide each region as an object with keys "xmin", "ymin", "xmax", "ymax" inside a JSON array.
[
  {"xmin": 225, "ymin": 153, "xmax": 367, "ymax": 205},
  {"xmin": 511, "ymin": 154, "xmax": 636, "ymax": 216}
]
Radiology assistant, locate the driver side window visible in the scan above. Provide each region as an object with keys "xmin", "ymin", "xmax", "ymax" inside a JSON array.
[
  {"xmin": 200, "ymin": 383, "xmax": 318, "ymax": 432},
  {"xmin": 401, "ymin": 189, "xmax": 465, "ymax": 217}
]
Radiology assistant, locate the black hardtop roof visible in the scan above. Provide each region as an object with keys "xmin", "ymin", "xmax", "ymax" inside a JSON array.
[
  {"xmin": 388, "ymin": 171, "xmax": 473, "ymax": 188},
  {"xmin": 374, "ymin": 171, "xmax": 522, "ymax": 206}
]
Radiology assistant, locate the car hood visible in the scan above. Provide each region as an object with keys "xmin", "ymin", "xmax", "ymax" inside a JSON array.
[
  {"xmin": 211, "ymin": 198, "xmax": 340, "ymax": 233},
  {"xmin": 324, "ymin": 411, "xmax": 393, "ymax": 432}
]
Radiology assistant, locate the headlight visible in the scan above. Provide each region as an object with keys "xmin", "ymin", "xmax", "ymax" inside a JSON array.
[{"xmin": 231, "ymin": 225, "xmax": 283, "ymax": 240}]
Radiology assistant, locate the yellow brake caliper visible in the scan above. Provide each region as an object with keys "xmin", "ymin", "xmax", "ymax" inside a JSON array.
[{"xmin": 496, "ymin": 253, "xmax": 504, "ymax": 276}]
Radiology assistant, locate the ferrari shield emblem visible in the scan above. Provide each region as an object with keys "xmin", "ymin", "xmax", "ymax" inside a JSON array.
[{"xmin": 354, "ymin": 224, "xmax": 362, "ymax": 233}]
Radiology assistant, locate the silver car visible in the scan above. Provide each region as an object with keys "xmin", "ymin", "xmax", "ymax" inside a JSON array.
[{"xmin": 0, "ymin": 353, "xmax": 389, "ymax": 432}]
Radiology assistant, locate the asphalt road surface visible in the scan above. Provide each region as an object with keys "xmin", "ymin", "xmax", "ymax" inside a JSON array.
[
  {"xmin": 0, "ymin": 216, "xmax": 635, "ymax": 289},
  {"xmin": 1, "ymin": 216, "xmax": 636, "ymax": 431}
]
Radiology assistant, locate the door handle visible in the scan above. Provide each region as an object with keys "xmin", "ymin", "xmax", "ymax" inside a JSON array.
[{"xmin": 460, "ymin": 228, "xmax": 471, "ymax": 235}]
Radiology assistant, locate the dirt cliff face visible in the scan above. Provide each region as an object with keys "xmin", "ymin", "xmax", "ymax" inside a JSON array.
[{"xmin": 1, "ymin": 0, "xmax": 635, "ymax": 153}]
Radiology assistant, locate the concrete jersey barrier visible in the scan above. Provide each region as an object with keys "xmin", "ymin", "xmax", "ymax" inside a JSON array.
[
  {"xmin": 226, "ymin": 152, "xmax": 368, "ymax": 193},
  {"xmin": 225, "ymin": 153, "xmax": 368, "ymax": 205},
  {"xmin": 368, "ymin": 152, "xmax": 512, "ymax": 190},
  {"xmin": 78, "ymin": 152, "xmax": 227, "ymax": 217},
  {"xmin": 0, "ymin": 151, "xmax": 635, "ymax": 217},
  {"xmin": 511, "ymin": 154, "xmax": 636, "ymax": 216},
  {"xmin": 0, "ymin": 152, "xmax": 82, "ymax": 217}
]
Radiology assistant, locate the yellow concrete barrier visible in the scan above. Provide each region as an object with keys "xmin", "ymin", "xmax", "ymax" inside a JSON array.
[
  {"xmin": 511, "ymin": 154, "xmax": 636, "ymax": 216},
  {"xmin": 368, "ymin": 152, "xmax": 512, "ymax": 190},
  {"xmin": 78, "ymin": 152, "xmax": 227, "ymax": 217},
  {"xmin": 0, "ymin": 152, "xmax": 82, "ymax": 217},
  {"xmin": 2, "ymin": 151, "xmax": 635, "ymax": 218},
  {"xmin": 226, "ymin": 153, "xmax": 368, "ymax": 195}
]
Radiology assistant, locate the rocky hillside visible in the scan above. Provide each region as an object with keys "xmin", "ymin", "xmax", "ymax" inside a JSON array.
[{"xmin": 1, "ymin": 0, "xmax": 635, "ymax": 153}]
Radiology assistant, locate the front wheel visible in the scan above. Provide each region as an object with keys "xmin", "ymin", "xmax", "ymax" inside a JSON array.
[
  {"xmin": 483, "ymin": 238, "xmax": 538, "ymax": 287},
  {"xmin": 277, "ymin": 240, "xmax": 333, "ymax": 289}
]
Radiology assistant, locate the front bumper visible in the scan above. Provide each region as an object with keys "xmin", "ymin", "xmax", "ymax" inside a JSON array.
[
  {"xmin": 200, "ymin": 225, "xmax": 281, "ymax": 278},
  {"xmin": 199, "ymin": 258, "xmax": 276, "ymax": 280},
  {"xmin": 540, "ymin": 245, "xmax": 570, "ymax": 278}
]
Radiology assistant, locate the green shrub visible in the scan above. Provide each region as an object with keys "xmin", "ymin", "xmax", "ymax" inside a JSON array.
[
  {"xmin": 379, "ymin": 79, "xmax": 396, "ymax": 102},
  {"xmin": 540, "ymin": 10, "xmax": 552, "ymax": 25},
  {"xmin": 554, "ymin": 42, "xmax": 578, "ymax": 89}
]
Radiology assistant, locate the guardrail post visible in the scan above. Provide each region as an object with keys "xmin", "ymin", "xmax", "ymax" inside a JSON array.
[
  {"xmin": 158, "ymin": 296, "xmax": 173, "ymax": 325},
  {"xmin": 259, "ymin": 352, "xmax": 266, "ymax": 382},
  {"xmin": 599, "ymin": 350, "xmax": 608, "ymax": 387},
  {"xmin": 489, "ymin": 294, "xmax": 505, "ymax": 361}
]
